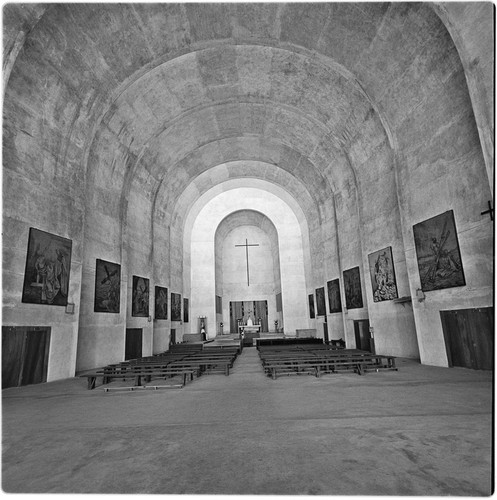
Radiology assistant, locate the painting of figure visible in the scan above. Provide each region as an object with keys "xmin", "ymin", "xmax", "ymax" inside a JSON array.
[
  {"xmin": 155, "ymin": 286, "xmax": 168, "ymax": 320},
  {"xmin": 413, "ymin": 210, "xmax": 465, "ymax": 292},
  {"xmin": 22, "ymin": 227, "xmax": 72, "ymax": 306},
  {"xmin": 183, "ymin": 298, "xmax": 189, "ymax": 323},
  {"xmin": 94, "ymin": 259, "xmax": 121, "ymax": 313},
  {"xmin": 327, "ymin": 278, "xmax": 342, "ymax": 313},
  {"xmin": 308, "ymin": 294, "xmax": 315, "ymax": 319},
  {"xmin": 343, "ymin": 266, "xmax": 363, "ymax": 309},
  {"xmin": 132, "ymin": 275, "xmax": 149, "ymax": 317},
  {"xmin": 315, "ymin": 287, "xmax": 326, "ymax": 316},
  {"xmin": 368, "ymin": 247, "xmax": 398, "ymax": 302},
  {"xmin": 171, "ymin": 292, "xmax": 182, "ymax": 321}
]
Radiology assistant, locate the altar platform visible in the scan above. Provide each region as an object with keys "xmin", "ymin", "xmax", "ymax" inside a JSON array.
[{"xmin": 215, "ymin": 331, "xmax": 288, "ymax": 347}]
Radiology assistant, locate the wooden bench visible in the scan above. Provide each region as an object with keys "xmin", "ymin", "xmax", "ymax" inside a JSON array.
[
  {"xmin": 80, "ymin": 365, "xmax": 198, "ymax": 389},
  {"xmin": 169, "ymin": 357, "xmax": 233, "ymax": 376},
  {"xmin": 262, "ymin": 359, "xmax": 321, "ymax": 379},
  {"xmin": 258, "ymin": 348, "xmax": 397, "ymax": 379}
]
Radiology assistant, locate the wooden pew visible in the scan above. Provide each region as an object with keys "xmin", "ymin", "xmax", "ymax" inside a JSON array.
[
  {"xmin": 258, "ymin": 347, "xmax": 397, "ymax": 379},
  {"xmin": 80, "ymin": 363, "xmax": 198, "ymax": 389}
]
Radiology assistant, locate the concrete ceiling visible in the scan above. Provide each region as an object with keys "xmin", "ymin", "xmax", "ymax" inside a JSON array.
[{"xmin": 3, "ymin": 3, "xmax": 491, "ymax": 231}]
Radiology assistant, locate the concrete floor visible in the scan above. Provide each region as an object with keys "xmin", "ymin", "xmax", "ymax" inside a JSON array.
[{"xmin": 2, "ymin": 347, "xmax": 493, "ymax": 495}]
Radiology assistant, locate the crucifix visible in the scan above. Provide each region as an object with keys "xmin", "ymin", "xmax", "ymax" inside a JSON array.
[
  {"xmin": 481, "ymin": 200, "xmax": 494, "ymax": 221},
  {"xmin": 235, "ymin": 238, "xmax": 259, "ymax": 286}
]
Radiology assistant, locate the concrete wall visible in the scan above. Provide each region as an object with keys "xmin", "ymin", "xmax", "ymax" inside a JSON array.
[
  {"xmin": 189, "ymin": 188, "xmax": 310, "ymax": 337},
  {"xmin": 2, "ymin": 3, "xmax": 493, "ymax": 379}
]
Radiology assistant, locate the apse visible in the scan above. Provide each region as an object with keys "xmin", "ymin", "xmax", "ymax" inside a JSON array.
[
  {"xmin": 187, "ymin": 185, "xmax": 310, "ymax": 337},
  {"xmin": 215, "ymin": 210, "xmax": 281, "ymax": 334}
]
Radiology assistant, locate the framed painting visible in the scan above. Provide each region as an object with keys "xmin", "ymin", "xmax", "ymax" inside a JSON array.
[
  {"xmin": 315, "ymin": 287, "xmax": 326, "ymax": 316},
  {"xmin": 368, "ymin": 246, "xmax": 398, "ymax": 302},
  {"xmin": 413, "ymin": 210, "xmax": 465, "ymax": 292},
  {"xmin": 22, "ymin": 227, "xmax": 72, "ymax": 306},
  {"xmin": 308, "ymin": 294, "xmax": 315, "ymax": 319},
  {"xmin": 343, "ymin": 266, "xmax": 363, "ymax": 309},
  {"xmin": 155, "ymin": 286, "xmax": 168, "ymax": 320},
  {"xmin": 171, "ymin": 292, "xmax": 182, "ymax": 321},
  {"xmin": 327, "ymin": 278, "xmax": 342, "ymax": 313},
  {"xmin": 183, "ymin": 298, "xmax": 189, "ymax": 323},
  {"xmin": 94, "ymin": 259, "xmax": 121, "ymax": 313},
  {"xmin": 132, "ymin": 276, "xmax": 149, "ymax": 317},
  {"xmin": 215, "ymin": 295, "xmax": 222, "ymax": 315}
]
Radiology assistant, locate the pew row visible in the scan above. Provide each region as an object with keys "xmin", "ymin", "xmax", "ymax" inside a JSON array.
[
  {"xmin": 258, "ymin": 348, "xmax": 397, "ymax": 379},
  {"xmin": 80, "ymin": 346, "xmax": 239, "ymax": 390}
]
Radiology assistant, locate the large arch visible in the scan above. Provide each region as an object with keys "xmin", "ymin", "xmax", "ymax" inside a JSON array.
[{"xmin": 188, "ymin": 186, "xmax": 310, "ymax": 336}]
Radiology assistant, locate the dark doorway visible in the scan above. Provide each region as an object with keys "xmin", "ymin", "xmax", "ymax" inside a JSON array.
[
  {"xmin": 2, "ymin": 326, "xmax": 51, "ymax": 389},
  {"xmin": 125, "ymin": 328, "xmax": 143, "ymax": 360},
  {"xmin": 323, "ymin": 320, "xmax": 329, "ymax": 344},
  {"xmin": 354, "ymin": 319, "xmax": 372, "ymax": 352},
  {"xmin": 440, "ymin": 307, "xmax": 493, "ymax": 370},
  {"xmin": 170, "ymin": 328, "xmax": 176, "ymax": 346}
]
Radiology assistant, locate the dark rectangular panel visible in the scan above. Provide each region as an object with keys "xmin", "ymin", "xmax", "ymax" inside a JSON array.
[
  {"xmin": 21, "ymin": 330, "xmax": 50, "ymax": 386},
  {"xmin": 254, "ymin": 300, "xmax": 268, "ymax": 332},
  {"xmin": 125, "ymin": 328, "xmax": 143, "ymax": 361},
  {"xmin": 2, "ymin": 327, "xmax": 51, "ymax": 388},
  {"xmin": 2, "ymin": 327, "xmax": 25, "ymax": 389},
  {"xmin": 441, "ymin": 308, "xmax": 493, "ymax": 370},
  {"xmin": 316, "ymin": 287, "xmax": 326, "ymax": 316}
]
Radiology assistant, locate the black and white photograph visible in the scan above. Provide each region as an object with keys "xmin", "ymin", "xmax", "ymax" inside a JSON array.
[{"xmin": 2, "ymin": 3, "xmax": 493, "ymax": 496}]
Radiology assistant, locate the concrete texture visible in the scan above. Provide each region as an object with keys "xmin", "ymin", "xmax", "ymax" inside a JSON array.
[
  {"xmin": 2, "ymin": 4, "xmax": 493, "ymax": 381},
  {"xmin": 2, "ymin": 349, "xmax": 492, "ymax": 495}
]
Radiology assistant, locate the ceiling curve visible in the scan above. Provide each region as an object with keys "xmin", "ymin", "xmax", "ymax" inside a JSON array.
[{"xmin": 4, "ymin": 3, "xmax": 477, "ymax": 231}]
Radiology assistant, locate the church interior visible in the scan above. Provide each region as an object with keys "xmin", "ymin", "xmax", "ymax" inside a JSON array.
[{"xmin": 2, "ymin": 2, "xmax": 494, "ymax": 495}]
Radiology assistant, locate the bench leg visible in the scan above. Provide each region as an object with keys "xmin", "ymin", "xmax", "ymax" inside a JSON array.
[
  {"xmin": 357, "ymin": 364, "xmax": 363, "ymax": 375},
  {"xmin": 87, "ymin": 377, "xmax": 96, "ymax": 390}
]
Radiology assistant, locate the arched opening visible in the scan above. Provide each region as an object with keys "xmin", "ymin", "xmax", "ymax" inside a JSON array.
[
  {"xmin": 215, "ymin": 210, "xmax": 282, "ymax": 334},
  {"xmin": 187, "ymin": 186, "xmax": 310, "ymax": 337}
]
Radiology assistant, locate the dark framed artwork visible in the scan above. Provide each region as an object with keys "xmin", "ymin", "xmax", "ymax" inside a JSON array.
[
  {"xmin": 183, "ymin": 298, "xmax": 189, "ymax": 323},
  {"xmin": 215, "ymin": 295, "xmax": 222, "ymax": 315},
  {"xmin": 94, "ymin": 259, "xmax": 121, "ymax": 313},
  {"xmin": 308, "ymin": 294, "xmax": 315, "ymax": 319},
  {"xmin": 132, "ymin": 276, "xmax": 149, "ymax": 317},
  {"xmin": 413, "ymin": 210, "xmax": 465, "ymax": 292},
  {"xmin": 22, "ymin": 227, "xmax": 72, "ymax": 306},
  {"xmin": 155, "ymin": 286, "xmax": 168, "ymax": 320},
  {"xmin": 315, "ymin": 287, "xmax": 326, "ymax": 316},
  {"xmin": 343, "ymin": 266, "xmax": 363, "ymax": 309},
  {"xmin": 327, "ymin": 279, "xmax": 342, "ymax": 313},
  {"xmin": 171, "ymin": 292, "xmax": 182, "ymax": 321},
  {"xmin": 368, "ymin": 246, "xmax": 398, "ymax": 302}
]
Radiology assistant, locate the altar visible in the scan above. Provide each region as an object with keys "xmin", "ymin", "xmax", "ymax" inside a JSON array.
[
  {"xmin": 238, "ymin": 324, "xmax": 261, "ymax": 334},
  {"xmin": 238, "ymin": 319, "xmax": 262, "ymax": 346}
]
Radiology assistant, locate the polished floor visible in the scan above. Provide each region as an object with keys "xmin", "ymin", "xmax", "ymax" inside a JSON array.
[{"xmin": 2, "ymin": 347, "xmax": 493, "ymax": 495}]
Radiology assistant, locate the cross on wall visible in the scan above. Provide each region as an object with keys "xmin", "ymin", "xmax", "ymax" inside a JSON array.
[{"xmin": 235, "ymin": 239, "xmax": 259, "ymax": 286}]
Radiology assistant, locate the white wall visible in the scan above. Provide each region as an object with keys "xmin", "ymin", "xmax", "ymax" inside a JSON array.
[{"xmin": 188, "ymin": 187, "xmax": 310, "ymax": 337}]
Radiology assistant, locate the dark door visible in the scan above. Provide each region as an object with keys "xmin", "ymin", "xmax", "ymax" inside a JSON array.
[
  {"xmin": 170, "ymin": 329, "xmax": 176, "ymax": 346},
  {"xmin": 354, "ymin": 319, "xmax": 371, "ymax": 352},
  {"xmin": 323, "ymin": 321, "xmax": 329, "ymax": 344},
  {"xmin": 440, "ymin": 307, "xmax": 493, "ymax": 370},
  {"xmin": 125, "ymin": 328, "xmax": 142, "ymax": 360},
  {"xmin": 2, "ymin": 326, "xmax": 51, "ymax": 389},
  {"xmin": 254, "ymin": 300, "xmax": 269, "ymax": 332},
  {"xmin": 230, "ymin": 301, "xmax": 243, "ymax": 333}
]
